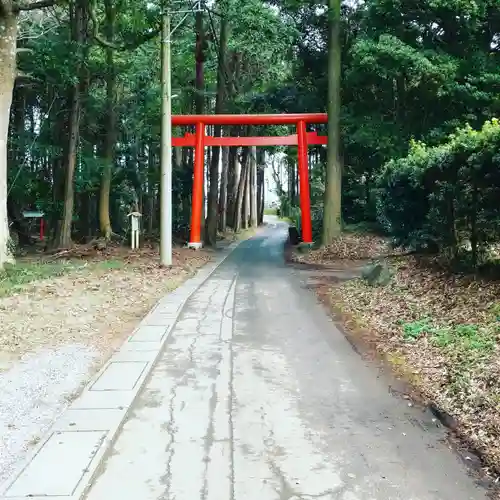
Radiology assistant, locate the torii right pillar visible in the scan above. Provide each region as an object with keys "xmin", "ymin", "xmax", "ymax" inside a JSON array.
[{"xmin": 297, "ymin": 119, "xmax": 313, "ymax": 244}]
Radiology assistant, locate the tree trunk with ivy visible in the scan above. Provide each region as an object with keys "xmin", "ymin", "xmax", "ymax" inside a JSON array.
[
  {"xmin": 205, "ymin": 7, "xmax": 228, "ymax": 246},
  {"xmin": 55, "ymin": 0, "xmax": 87, "ymax": 248},
  {"xmin": 99, "ymin": 0, "xmax": 116, "ymax": 240}
]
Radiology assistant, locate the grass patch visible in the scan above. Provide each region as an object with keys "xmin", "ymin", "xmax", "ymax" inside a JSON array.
[
  {"xmin": 401, "ymin": 319, "xmax": 497, "ymax": 354},
  {"xmin": 400, "ymin": 318, "xmax": 498, "ymax": 398},
  {"xmin": 401, "ymin": 318, "xmax": 432, "ymax": 341},
  {"xmin": 0, "ymin": 261, "xmax": 76, "ymax": 296},
  {"xmin": 0, "ymin": 259, "xmax": 124, "ymax": 297},
  {"xmin": 93, "ymin": 259, "xmax": 123, "ymax": 270},
  {"xmin": 264, "ymin": 207, "xmax": 277, "ymax": 215}
]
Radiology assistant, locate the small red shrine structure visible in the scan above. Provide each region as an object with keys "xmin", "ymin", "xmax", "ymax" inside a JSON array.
[{"xmin": 172, "ymin": 113, "xmax": 328, "ymax": 247}]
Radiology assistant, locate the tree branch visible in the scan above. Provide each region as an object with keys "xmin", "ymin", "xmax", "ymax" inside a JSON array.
[
  {"xmin": 88, "ymin": 0, "xmax": 160, "ymax": 51},
  {"xmin": 13, "ymin": 0, "xmax": 57, "ymax": 12},
  {"xmin": 0, "ymin": 0, "xmax": 11, "ymax": 16}
]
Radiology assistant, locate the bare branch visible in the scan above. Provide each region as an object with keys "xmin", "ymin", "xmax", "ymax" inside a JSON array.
[
  {"xmin": 17, "ymin": 22, "xmax": 58, "ymax": 41},
  {"xmin": 16, "ymin": 69, "xmax": 42, "ymax": 81}
]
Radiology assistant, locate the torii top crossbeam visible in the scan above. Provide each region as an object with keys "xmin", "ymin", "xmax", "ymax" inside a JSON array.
[{"xmin": 172, "ymin": 113, "xmax": 327, "ymax": 126}]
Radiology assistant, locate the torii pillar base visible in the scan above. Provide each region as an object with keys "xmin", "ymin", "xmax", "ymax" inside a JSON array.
[{"xmin": 187, "ymin": 242, "xmax": 203, "ymax": 249}]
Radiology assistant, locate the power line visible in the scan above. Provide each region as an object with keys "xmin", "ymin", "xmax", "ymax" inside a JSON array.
[{"xmin": 8, "ymin": 96, "xmax": 57, "ymax": 196}]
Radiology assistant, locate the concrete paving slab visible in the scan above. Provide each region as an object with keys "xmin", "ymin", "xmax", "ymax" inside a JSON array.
[
  {"xmin": 128, "ymin": 325, "xmax": 168, "ymax": 342},
  {"xmin": 69, "ymin": 389, "xmax": 137, "ymax": 410},
  {"xmin": 52, "ymin": 409, "xmax": 127, "ymax": 432},
  {"xmin": 3, "ymin": 431, "xmax": 106, "ymax": 497},
  {"xmin": 140, "ymin": 314, "xmax": 177, "ymax": 326},
  {"xmin": 120, "ymin": 340, "xmax": 163, "ymax": 352},
  {"xmin": 4, "ymin": 497, "xmax": 72, "ymax": 500},
  {"xmin": 111, "ymin": 349, "xmax": 158, "ymax": 363},
  {"xmin": 90, "ymin": 361, "xmax": 148, "ymax": 391}
]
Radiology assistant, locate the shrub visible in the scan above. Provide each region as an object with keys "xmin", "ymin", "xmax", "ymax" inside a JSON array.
[{"xmin": 376, "ymin": 119, "xmax": 500, "ymax": 267}]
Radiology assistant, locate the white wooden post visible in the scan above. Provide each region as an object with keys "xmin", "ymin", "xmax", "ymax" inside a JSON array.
[{"xmin": 128, "ymin": 212, "xmax": 142, "ymax": 250}]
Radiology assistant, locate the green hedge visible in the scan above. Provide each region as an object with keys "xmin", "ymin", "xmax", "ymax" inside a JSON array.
[{"xmin": 376, "ymin": 119, "xmax": 500, "ymax": 266}]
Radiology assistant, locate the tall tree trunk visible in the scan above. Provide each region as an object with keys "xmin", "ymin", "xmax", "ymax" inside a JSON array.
[
  {"xmin": 205, "ymin": 8, "xmax": 228, "ymax": 246},
  {"xmin": 249, "ymin": 146, "xmax": 257, "ymax": 227},
  {"xmin": 99, "ymin": 0, "xmax": 116, "ymax": 240},
  {"xmin": 0, "ymin": 8, "xmax": 17, "ymax": 267},
  {"xmin": 9, "ymin": 85, "xmax": 25, "ymax": 170},
  {"xmin": 56, "ymin": 0, "xmax": 86, "ymax": 248},
  {"xmin": 259, "ymin": 174, "xmax": 265, "ymax": 224},
  {"xmin": 227, "ymin": 145, "xmax": 239, "ymax": 228},
  {"xmin": 78, "ymin": 133, "xmax": 94, "ymax": 240},
  {"xmin": 288, "ymin": 159, "xmax": 296, "ymax": 208},
  {"xmin": 322, "ymin": 0, "xmax": 342, "ymax": 244},
  {"xmin": 147, "ymin": 143, "xmax": 156, "ymax": 236},
  {"xmin": 57, "ymin": 85, "xmax": 80, "ymax": 248},
  {"xmin": 219, "ymin": 146, "xmax": 229, "ymax": 231},
  {"xmin": 257, "ymin": 152, "xmax": 265, "ymax": 225},
  {"xmin": 243, "ymin": 154, "xmax": 250, "ymax": 230},
  {"xmin": 234, "ymin": 148, "xmax": 248, "ymax": 233},
  {"xmin": 195, "ymin": 11, "xmax": 205, "ymax": 116}
]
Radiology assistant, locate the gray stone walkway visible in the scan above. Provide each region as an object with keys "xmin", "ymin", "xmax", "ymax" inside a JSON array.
[{"xmin": 0, "ymin": 221, "xmax": 488, "ymax": 499}]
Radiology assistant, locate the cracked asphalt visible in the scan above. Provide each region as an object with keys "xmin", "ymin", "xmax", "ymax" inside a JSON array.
[{"xmin": 85, "ymin": 220, "xmax": 487, "ymax": 500}]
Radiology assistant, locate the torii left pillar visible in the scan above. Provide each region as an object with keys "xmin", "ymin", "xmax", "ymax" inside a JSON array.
[{"xmin": 188, "ymin": 121, "xmax": 205, "ymax": 249}]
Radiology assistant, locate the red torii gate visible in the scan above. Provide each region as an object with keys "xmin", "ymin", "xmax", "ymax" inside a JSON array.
[{"xmin": 171, "ymin": 113, "xmax": 328, "ymax": 248}]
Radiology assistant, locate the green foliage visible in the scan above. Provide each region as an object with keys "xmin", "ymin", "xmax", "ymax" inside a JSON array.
[
  {"xmin": 402, "ymin": 319, "xmax": 497, "ymax": 360},
  {"xmin": 6, "ymin": 0, "xmax": 500, "ymax": 259},
  {"xmin": 402, "ymin": 319, "xmax": 432, "ymax": 340},
  {"xmin": 376, "ymin": 119, "xmax": 500, "ymax": 266}
]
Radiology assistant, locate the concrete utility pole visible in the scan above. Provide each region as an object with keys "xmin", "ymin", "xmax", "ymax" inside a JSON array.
[
  {"xmin": 160, "ymin": 0, "xmax": 203, "ymax": 267},
  {"xmin": 160, "ymin": 11, "xmax": 172, "ymax": 266}
]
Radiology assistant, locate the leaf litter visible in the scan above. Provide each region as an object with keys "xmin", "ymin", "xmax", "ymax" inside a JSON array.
[
  {"xmin": 0, "ymin": 245, "xmax": 211, "ymax": 361},
  {"xmin": 292, "ymin": 234, "xmax": 500, "ymax": 485}
]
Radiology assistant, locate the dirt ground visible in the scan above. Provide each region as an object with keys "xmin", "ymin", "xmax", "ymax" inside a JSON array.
[
  {"xmin": 288, "ymin": 233, "xmax": 500, "ymax": 487},
  {"xmin": 0, "ymin": 244, "xmax": 213, "ymax": 369}
]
